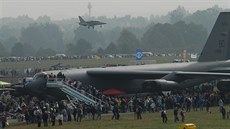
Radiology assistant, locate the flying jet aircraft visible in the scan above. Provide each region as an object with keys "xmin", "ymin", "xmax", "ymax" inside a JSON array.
[
  {"xmin": 18, "ymin": 12, "xmax": 230, "ymax": 97},
  {"xmin": 78, "ymin": 16, "xmax": 106, "ymax": 29}
]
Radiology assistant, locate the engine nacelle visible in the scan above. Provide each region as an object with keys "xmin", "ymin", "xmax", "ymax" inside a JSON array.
[
  {"xmin": 217, "ymin": 79, "xmax": 230, "ymax": 92},
  {"xmin": 142, "ymin": 79, "xmax": 179, "ymax": 91}
]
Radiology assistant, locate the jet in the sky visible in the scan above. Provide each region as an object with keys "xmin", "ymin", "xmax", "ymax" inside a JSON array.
[
  {"xmin": 20, "ymin": 12, "xmax": 230, "ymax": 96},
  {"xmin": 78, "ymin": 16, "xmax": 106, "ymax": 29}
]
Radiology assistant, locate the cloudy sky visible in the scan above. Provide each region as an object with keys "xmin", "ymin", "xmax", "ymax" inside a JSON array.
[{"xmin": 0, "ymin": 0, "xmax": 229, "ymax": 20}]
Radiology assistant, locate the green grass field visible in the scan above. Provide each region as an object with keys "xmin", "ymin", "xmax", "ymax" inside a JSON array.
[{"xmin": 7, "ymin": 106, "xmax": 230, "ymax": 129}]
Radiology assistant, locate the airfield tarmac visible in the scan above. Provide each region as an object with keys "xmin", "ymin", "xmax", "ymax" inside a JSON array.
[{"xmin": 0, "ymin": 55, "xmax": 195, "ymax": 83}]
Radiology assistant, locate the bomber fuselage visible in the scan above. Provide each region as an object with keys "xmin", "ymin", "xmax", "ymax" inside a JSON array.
[{"xmin": 46, "ymin": 60, "xmax": 230, "ymax": 93}]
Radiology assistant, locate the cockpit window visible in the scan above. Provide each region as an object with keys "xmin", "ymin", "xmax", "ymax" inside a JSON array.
[{"xmin": 33, "ymin": 72, "xmax": 48, "ymax": 80}]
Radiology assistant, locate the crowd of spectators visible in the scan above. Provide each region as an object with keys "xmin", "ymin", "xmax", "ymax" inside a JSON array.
[
  {"xmin": 0, "ymin": 54, "xmax": 138, "ymax": 63},
  {"xmin": 0, "ymin": 79, "xmax": 229, "ymax": 128},
  {"xmin": 0, "ymin": 68, "xmax": 42, "ymax": 78}
]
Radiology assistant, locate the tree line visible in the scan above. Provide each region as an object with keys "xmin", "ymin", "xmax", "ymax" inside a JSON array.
[{"xmin": 0, "ymin": 5, "xmax": 229, "ymax": 57}]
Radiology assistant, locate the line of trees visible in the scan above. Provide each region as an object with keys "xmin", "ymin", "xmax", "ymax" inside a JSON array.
[{"xmin": 0, "ymin": 5, "xmax": 229, "ymax": 57}]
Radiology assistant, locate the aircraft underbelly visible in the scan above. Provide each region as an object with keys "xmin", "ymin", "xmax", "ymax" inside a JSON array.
[
  {"xmin": 88, "ymin": 78, "xmax": 144, "ymax": 94},
  {"xmin": 66, "ymin": 72, "xmax": 142, "ymax": 93}
]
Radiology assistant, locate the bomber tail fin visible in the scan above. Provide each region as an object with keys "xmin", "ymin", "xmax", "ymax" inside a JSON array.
[
  {"xmin": 198, "ymin": 12, "xmax": 230, "ymax": 62},
  {"xmin": 78, "ymin": 16, "xmax": 85, "ymax": 23}
]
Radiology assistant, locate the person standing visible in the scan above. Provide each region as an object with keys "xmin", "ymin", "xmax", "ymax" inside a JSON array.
[
  {"xmin": 73, "ymin": 107, "xmax": 77, "ymax": 121},
  {"xmin": 186, "ymin": 97, "xmax": 191, "ymax": 112},
  {"xmin": 96, "ymin": 103, "xmax": 102, "ymax": 120},
  {"xmin": 77, "ymin": 106, "xmax": 83, "ymax": 122},
  {"xmin": 205, "ymin": 99, "xmax": 211, "ymax": 113},
  {"xmin": 161, "ymin": 110, "xmax": 167, "ymax": 123},
  {"xmin": 86, "ymin": 105, "xmax": 91, "ymax": 120},
  {"xmin": 50, "ymin": 112, "xmax": 56, "ymax": 126},
  {"xmin": 1, "ymin": 114, "xmax": 7, "ymax": 128},
  {"xmin": 42, "ymin": 111, "xmax": 49, "ymax": 127},
  {"xmin": 221, "ymin": 107, "xmax": 226, "ymax": 119},
  {"xmin": 150, "ymin": 101, "xmax": 156, "ymax": 113},
  {"xmin": 24, "ymin": 109, "xmax": 30, "ymax": 124},
  {"xmin": 218, "ymin": 98, "xmax": 224, "ymax": 112},
  {"xmin": 115, "ymin": 104, "xmax": 120, "ymax": 120},
  {"xmin": 111, "ymin": 104, "xmax": 117, "ymax": 120},
  {"xmin": 136, "ymin": 105, "xmax": 142, "ymax": 120},
  {"xmin": 128, "ymin": 99, "xmax": 133, "ymax": 112},
  {"xmin": 58, "ymin": 112, "xmax": 63, "ymax": 126},
  {"xmin": 91, "ymin": 105, "xmax": 96, "ymax": 120},
  {"xmin": 36, "ymin": 108, "xmax": 42, "ymax": 127},
  {"xmin": 180, "ymin": 108, "xmax": 185, "ymax": 122},
  {"xmin": 173, "ymin": 107, "xmax": 179, "ymax": 122}
]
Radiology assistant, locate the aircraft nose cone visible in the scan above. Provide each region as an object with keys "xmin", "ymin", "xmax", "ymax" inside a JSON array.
[{"xmin": 24, "ymin": 78, "xmax": 47, "ymax": 90}]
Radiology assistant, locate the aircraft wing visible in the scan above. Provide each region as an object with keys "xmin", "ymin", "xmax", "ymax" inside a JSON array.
[
  {"xmin": 0, "ymin": 88, "xmax": 15, "ymax": 91},
  {"xmin": 175, "ymin": 71, "xmax": 230, "ymax": 79},
  {"xmin": 87, "ymin": 70, "xmax": 170, "ymax": 79},
  {"xmin": 87, "ymin": 70, "xmax": 230, "ymax": 80},
  {"xmin": 96, "ymin": 22, "xmax": 106, "ymax": 25},
  {"xmin": 90, "ymin": 21, "xmax": 106, "ymax": 26}
]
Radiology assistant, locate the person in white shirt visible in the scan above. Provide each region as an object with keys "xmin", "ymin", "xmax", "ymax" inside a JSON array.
[{"xmin": 58, "ymin": 112, "xmax": 63, "ymax": 125}]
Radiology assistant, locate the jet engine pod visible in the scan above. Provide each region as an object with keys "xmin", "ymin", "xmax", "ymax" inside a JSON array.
[
  {"xmin": 142, "ymin": 79, "xmax": 179, "ymax": 92},
  {"xmin": 217, "ymin": 79, "xmax": 230, "ymax": 92}
]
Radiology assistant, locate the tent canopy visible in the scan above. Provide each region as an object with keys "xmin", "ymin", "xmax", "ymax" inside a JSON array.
[
  {"xmin": 102, "ymin": 89, "xmax": 125, "ymax": 95},
  {"xmin": 0, "ymin": 81, "xmax": 11, "ymax": 87}
]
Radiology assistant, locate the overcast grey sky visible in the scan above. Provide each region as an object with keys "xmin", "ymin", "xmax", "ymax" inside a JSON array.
[{"xmin": 0, "ymin": 0, "xmax": 230, "ymax": 20}]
